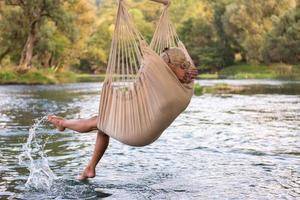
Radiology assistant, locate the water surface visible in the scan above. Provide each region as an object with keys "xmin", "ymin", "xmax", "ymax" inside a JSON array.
[{"xmin": 0, "ymin": 80, "xmax": 299, "ymax": 199}]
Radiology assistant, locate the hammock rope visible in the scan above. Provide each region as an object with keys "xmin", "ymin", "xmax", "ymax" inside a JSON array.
[
  {"xmin": 106, "ymin": 0, "xmax": 144, "ymax": 86},
  {"xmin": 150, "ymin": 4, "xmax": 180, "ymax": 54},
  {"xmin": 97, "ymin": 0, "xmax": 195, "ymax": 146},
  {"xmin": 150, "ymin": 4, "xmax": 195, "ymax": 67}
]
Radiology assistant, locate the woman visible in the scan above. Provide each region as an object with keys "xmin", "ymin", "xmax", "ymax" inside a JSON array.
[{"xmin": 48, "ymin": 47, "xmax": 198, "ymax": 180}]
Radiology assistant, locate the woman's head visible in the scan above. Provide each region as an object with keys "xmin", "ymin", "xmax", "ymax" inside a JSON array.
[
  {"xmin": 160, "ymin": 47, "xmax": 191, "ymax": 70},
  {"xmin": 160, "ymin": 47, "xmax": 196, "ymax": 83}
]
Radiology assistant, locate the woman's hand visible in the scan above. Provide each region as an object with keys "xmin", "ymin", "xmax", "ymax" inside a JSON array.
[
  {"xmin": 182, "ymin": 68, "xmax": 198, "ymax": 84},
  {"xmin": 171, "ymin": 64, "xmax": 198, "ymax": 84},
  {"xmin": 187, "ymin": 68, "xmax": 198, "ymax": 80}
]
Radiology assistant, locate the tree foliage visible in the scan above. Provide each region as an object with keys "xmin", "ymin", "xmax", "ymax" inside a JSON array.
[
  {"xmin": 0, "ymin": 0, "xmax": 299, "ymax": 73},
  {"xmin": 262, "ymin": 4, "xmax": 300, "ymax": 64},
  {"xmin": 223, "ymin": 0, "xmax": 296, "ymax": 63},
  {"xmin": 179, "ymin": 0, "xmax": 235, "ymax": 69}
]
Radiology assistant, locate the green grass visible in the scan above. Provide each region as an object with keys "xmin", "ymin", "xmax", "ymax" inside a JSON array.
[
  {"xmin": 0, "ymin": 68, "xmax": 77, "ymax": 85},
  {"xmin": 219, "ymin": 64, "xmax": 275, "ymax": 79},
  {"xmin": 1, "ymin": 63, "xmax": 300, "ymax": 85},
  {"xmin": 197, "ymin": 63, "xmax": 300, "ymax": 80},
  {"xmin": 76, "ymin": 74, "xmax": 106, "ymax": 82},
  {"xmin": 194, "ymin": 83, "xmax": 203, "ymax": 96},
  {"xmin": 198, "ymin": 73, "xmax": 219, "ymax": 79}
]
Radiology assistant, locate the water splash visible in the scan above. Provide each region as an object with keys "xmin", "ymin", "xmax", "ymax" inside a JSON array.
[
  {"xmin": 17, "ymin": 116, "xmax": 108, "ymax": 199},
  {"xmin": 18, "ymin": 116, "xmax": 57, "ymax": 191}
]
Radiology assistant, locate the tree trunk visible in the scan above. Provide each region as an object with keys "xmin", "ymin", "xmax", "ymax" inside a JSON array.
[
  {"xmin": 41, "ymin": 52, "xmax": 52, "ymax": 68},
  {"xmin": 18, "ymin": 21, "xmax": 39, "ymax": 72},
  {"xmin": 0, "ymin": 48, "xmax": 10, "ymax": 66}
]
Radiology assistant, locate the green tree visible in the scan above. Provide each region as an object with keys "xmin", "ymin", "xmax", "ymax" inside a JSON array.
[
  {"xmin": 0, "ymin": 5, "xmax": 26, "ymax": 65},
  {"xmin": 262, "ymin": 4, "xmax": 300, "ymax": 64},
  {"xmin": 4, "ymin": 0, "xmax": 77, "ymax": 71},
  {"xmin": 64, "ymin": 0, "xmax": 96, "ymax": 68},
  {"xmin": 179, "ymin": 0, "xmax": 235, "ymax": 69},
  {"xmin": 79, "ymin": 21, "xmax": 112, "ymax": 73},
  {"xmin": 211, "ymin": 0, "xmax": 235, "ymax": 67},
  {"xmin": 33, "ymin": 21, "xmax": 71, "ymax": 69},
  {"xmin": 75, "ymin": 0, "xmax": 116, "ymax": 73},
  {"xmin": 223, "ymin": 0, "xmax": 297, "ymax": 63}
]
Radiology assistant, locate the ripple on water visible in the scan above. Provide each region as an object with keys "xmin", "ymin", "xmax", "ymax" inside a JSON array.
[
  {"xmin": 16, "ymin": 179, "xmax": 111, "ymax": 200},
  {"xmin": 0, "ymin": 81, "xmax": 299, "ymax": 199}
]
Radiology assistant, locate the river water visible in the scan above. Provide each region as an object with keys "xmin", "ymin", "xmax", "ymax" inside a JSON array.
[{"xmin": 0, "ymin": 80, "xmax": 299, "ymax": 199}]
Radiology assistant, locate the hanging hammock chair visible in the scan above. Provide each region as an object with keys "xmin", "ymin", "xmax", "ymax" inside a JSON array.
[{"xmin": 97, "ymin": 0, "xmax": 195, "ymax": 146}]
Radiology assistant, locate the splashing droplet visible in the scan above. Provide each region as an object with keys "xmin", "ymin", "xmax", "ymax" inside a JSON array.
[{"xmin": 19, "ymin": 116, "xmax": 57, "ymax": 191}]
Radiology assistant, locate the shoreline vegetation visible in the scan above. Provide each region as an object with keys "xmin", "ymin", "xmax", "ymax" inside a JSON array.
[
  {"xmin": 1, "ymin": 63, "xmax": 299, "ymax": 85},
  {"xmin": 0, "ymin": 0, "xmax": 299, "ymax": 88},
  {"xmin": 1, "ymin": 64, "xmax": 299, "ymax": 95},
  {"xmin": 199, "ymin": 64, "xmax": 300, "ymax": 80}
]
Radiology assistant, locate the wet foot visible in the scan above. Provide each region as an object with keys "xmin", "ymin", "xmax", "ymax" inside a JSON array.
[
  {"xmin": 78, "ymin": 166, "xmax": 96, "ymax": 181},
  {"xmin": 47, "ymin": 115, "xmax": 66, "ymax": 131}
]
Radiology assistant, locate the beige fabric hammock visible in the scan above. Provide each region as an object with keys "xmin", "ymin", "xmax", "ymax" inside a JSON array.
[{"xmin": 97, "ymin": 0, "xmax": 195, "ymax": 146}]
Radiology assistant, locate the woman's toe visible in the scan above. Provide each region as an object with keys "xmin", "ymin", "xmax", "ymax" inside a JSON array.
[{"xmin": 47, "ymin": 116, "xmax": 52, "ymax": 121}]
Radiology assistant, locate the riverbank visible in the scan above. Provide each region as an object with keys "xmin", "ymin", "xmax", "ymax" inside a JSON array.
[
  {"xmin": 0, "ymin": 68, "xmax": 77, "ymax": 85},
  {"xmin": 200, "ymin": 63, "xmax": 300, "ymax": 80},
  {"xmin": 1, "ymin": 63, "xmax": 300, "ymax": 85},
  {"xmin": 0, "ymin": 68, "xmax": 107, "ymax": 85}
]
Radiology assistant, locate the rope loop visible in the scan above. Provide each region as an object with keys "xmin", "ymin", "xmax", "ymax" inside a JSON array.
[{"xmin": 105, "ymin": 0, "xmax": 146, "ymax": 85}]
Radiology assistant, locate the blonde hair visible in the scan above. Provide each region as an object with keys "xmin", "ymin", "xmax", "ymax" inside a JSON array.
[{"xmin": 160, "ymin": 47, "xmax": 191, "ymax": 69}]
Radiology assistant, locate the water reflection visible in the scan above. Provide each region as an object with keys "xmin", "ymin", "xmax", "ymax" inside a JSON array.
[{"xmin": 0, "ymin": 80, "xmax": 299, "ymax": 199}]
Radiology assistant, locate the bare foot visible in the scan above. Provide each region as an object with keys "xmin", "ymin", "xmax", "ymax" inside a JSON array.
[
  {"xmin": 78, "ymin": 166, "xmax": 96, "ymax": 181},
  {"xmin": 47, "ymin": 115, "xmax": 66, "ymax": 131}
]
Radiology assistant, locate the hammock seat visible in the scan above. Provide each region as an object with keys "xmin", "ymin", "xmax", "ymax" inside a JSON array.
[{"xmin": 97, "ymin": 0, "xmax": 195, "ymax": 146}]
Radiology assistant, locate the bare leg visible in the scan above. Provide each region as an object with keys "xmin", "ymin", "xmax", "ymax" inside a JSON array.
[
  {"xmin": 48, "ymin": 115, "xmax": 109, "ymax": 180},
  {"xmin": 48, "ymin": 115, "xmax": 98, "ymax": 133},
  {"xmin": 79, "ymin": 131, "xmax": 110, "ymax": 180}
]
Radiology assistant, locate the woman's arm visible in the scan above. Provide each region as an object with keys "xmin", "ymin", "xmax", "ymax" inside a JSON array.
[{"xmin": 150, "ymin": 0, "xmax": 169, "ymax": 5}]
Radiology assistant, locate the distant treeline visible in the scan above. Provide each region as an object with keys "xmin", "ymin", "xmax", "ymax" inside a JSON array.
[{"xmin": 0, "ymin": 0, "xmax": 299, "ymax": 73}]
